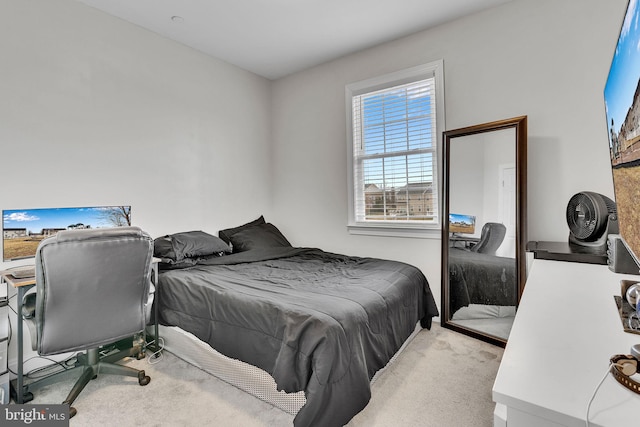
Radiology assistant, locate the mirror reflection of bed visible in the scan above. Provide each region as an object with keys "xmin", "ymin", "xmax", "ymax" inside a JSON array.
[
  {"xmin": 442, "ymin": 117, "xmax": 527, "ymax": 346},
  {"xmin": 448, "ymin": 222, "xmax": 517, "ymax": 340}
]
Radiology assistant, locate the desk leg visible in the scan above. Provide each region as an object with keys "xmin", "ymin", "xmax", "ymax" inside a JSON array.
[
  {"xmin": 16, "ymin": 286, "xmax": 24, "ymax": 404},
  {"xmin": 152, "ymin": 264, "xmax": 160, "ymax": 354},
  {"xmin": 13, "ymin": 285, "xmax": 33, "ymax": 403}
]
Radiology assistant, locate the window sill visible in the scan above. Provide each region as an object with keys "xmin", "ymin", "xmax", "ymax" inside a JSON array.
[{"xmin": 347, "ymin": 223, "xmax": 441, "ymax": 239}]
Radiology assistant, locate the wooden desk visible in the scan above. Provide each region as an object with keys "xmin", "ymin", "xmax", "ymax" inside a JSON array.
[
  {"xmin": 0, "ymin": 271, "xmax": 35, "ymax": 403},
  {"xmin": 492, "ymin": 259, "xmax": 640, "ymax": 426},
  {"xmin": 450, "ymin": 235, "xmax": 480, "ymax": 249}
]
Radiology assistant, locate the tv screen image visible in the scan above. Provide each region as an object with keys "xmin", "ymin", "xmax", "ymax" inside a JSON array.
[
  {"xmin": 604, "ymin": 0, "xmax": 640, "ymax": 268},
  {"xmin": 2, "ymin": 206, "xmax": 131, "ymax": 262},
  {"xmin": 449, "ymin": 213, "xmax": 476, "ymax": 235}
]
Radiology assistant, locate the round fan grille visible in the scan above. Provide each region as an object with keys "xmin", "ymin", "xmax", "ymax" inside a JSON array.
[{"xmin": 566, "ymin": 192, "xmax": 616, "ymax": 242}]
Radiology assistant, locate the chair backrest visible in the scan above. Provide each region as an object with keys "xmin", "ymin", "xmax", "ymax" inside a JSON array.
[
  {"xmin": 34, "ymin": 226, "xmax": 153, "ymax": 355},
  {"xmin": 470, "ymin": 222, "xmax": 506, "ymax": 256}
]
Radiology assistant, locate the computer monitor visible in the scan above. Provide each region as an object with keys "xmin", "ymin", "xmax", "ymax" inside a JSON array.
[
  {"xmin": 2, "ymin": 206, "xmax": 131, "ymax": 262},
  {"xmin": 604, "ymin": 0, "xmax": 640, "ymax": 272},
  {"xmin": 449, "ymin": 213, "xmax": 476, "ymax": 235}
]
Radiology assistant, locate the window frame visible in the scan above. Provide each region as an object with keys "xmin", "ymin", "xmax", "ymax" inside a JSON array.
[{"xmin": 345, "ymin": 60, "xmax": 445, "ymax": 238}]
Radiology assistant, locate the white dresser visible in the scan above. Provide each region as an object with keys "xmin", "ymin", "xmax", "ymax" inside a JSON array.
[{"xmin": 492, "ymin": 259, "xmax": 640, "ymax": 426}]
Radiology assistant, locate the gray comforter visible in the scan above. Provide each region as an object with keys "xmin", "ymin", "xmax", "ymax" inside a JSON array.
[
  {"xmin": 448, "ymin": 248, "xmax": 517, "ymax": 314},
  {"xmin": 156, "ymin": 247, "xmax": 438, "ymax": 427}
]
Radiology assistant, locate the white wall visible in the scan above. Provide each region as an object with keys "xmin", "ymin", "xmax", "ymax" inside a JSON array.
[
  {"xmin": 0, "ymin": 0, "xmax": 628, "ymax": 314},
  {"xmin": 271, "ymin": 0, "xmax": 628, "ymax": 310},
  {"xmin": 449, "ymin": 129, "xmax": 516, "ymax": 258},
  {"xmin": 450, "ymin": 137, "xmax": 484, "ymax": 233},
  {"xmin": 0, "ymin": 0, "xmax": 273, "ymax": 270},
  {"xmin": 483, "ymin": 130, "xmax": 516, "ymax": 258}
]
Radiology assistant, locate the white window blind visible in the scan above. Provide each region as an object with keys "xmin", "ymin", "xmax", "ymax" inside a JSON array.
[{"xmin": 349, "ymin": 69, "xmax": 440, "ymax": 229}]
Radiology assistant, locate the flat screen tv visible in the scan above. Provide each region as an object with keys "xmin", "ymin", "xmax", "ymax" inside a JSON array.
[
  {"xmin": 449, "ymin": 213, "xmax": 476, "ymax": 235},
  {"xmin": 604, "ymin": 0, "xmax": 640, "ymax": 271},
  {"xmin": 2, "ymin": 206, "xmax": 131, "ymax": 262}
]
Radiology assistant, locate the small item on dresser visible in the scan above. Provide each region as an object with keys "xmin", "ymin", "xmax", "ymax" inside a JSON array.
[
  {"xmin": 610, "ymin": 344, "xmax": 640, "ymax": 395},
  {"xmin": 613, "ymin": 281, "xmax": 640, "ymax": 335},
  {"xmin": 607, "ymin": 234, "xmax": 640, "ymax": 275},
  {"xmin": 566, "ymin": 192, "xmax": 618, "ymax": 254},
  {"xmin": 625, "ymin": 283, "xmax": 640, "ymax": 310}
]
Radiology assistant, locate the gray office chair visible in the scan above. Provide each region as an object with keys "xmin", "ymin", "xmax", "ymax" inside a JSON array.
[
  {"xmin": 22, "ymin": 226, "xmax": 154, "ymax": 417},
  {"xmin": 470, "ymin": 222, "xmax": 506, "ymax": 255}
]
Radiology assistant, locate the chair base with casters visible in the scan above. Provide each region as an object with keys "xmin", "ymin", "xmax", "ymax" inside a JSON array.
[{"xmin": 20, "ymin": 339, "xmax": 150, "ymax": 418}]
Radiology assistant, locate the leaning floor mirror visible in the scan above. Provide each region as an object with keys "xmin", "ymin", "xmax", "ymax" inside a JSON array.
[{"xmin": 441, "ymin": 116, "xmax": 527, "ymax": 347}]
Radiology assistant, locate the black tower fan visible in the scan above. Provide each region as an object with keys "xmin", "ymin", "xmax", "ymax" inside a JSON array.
[{"xmin": 566, "ymin": 191, "xmax": 618, "ymax": 253}]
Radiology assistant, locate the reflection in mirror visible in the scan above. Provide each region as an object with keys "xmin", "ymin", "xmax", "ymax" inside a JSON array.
[{"xmin": 442, "ymin": 117, "xmax": 527, "ymax": 347}]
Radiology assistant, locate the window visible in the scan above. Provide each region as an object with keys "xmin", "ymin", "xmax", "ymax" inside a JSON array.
[{"xmin": 346, "ymin": 61, "xmax": 445, "ymax": 237}]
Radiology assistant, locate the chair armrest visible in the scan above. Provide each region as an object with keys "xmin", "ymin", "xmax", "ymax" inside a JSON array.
[{"xmin": 22, "ymin": 292, "xmax": 36, "ymax": 319}]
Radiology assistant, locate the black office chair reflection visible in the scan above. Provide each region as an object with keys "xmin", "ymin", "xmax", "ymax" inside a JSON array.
[
  {"xmin": 470, "ymin": 222, "xmax": 506, "ymax": 256},
  {"xmin": 21, "ymin": 226, "xmax": 154, "ymax": 417}
]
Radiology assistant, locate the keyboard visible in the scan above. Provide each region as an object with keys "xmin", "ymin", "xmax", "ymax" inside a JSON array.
[{"xmin": 10, "ymin": 266, "xmax": 35, "ymax": 279}]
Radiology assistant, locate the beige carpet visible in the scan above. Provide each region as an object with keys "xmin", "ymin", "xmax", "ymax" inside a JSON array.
[{"xmin": 19, "ymin": 322, "xmax": 503, "ymax": 426}]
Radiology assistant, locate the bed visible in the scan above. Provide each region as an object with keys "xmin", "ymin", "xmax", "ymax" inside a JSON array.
[
  {"xmin": 448, "ymin": 247, "xmax": 517, "ymax": 315},
  {"xmin": 153, "ymin": 218, "xmax": 439, "ymax": 427}
]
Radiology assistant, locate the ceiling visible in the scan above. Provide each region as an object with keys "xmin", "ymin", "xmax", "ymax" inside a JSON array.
[{"xmin": 75, "ymin": 0, "xmax": 514, "ymax": 80}]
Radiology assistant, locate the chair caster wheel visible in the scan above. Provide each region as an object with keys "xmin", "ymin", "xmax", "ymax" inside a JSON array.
[
  {"xmin": 138, "ymin": 370, "xmax": 150, "ymax": 386},
  {"xmin": 63, "ymin": 402, "xmax": 77, "ymax": 418}
]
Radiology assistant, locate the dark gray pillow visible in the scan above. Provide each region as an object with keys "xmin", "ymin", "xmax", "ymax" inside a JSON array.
[
  {"xmin": 228, "ymin": 223, "xmax": 291, "ymax": 253},
  {"xmin": 153, "ymin": 236, "xmax": 177, "ymax": 261},
  {"xmin": 218, "ymin": 215, "xmax": 265, "ymax": 245},
  {"xmin": 154, "ymin": 230, "xmax": 231, "ymax": 262}
]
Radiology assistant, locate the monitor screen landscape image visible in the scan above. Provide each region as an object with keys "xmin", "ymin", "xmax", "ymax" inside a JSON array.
[
  {"xmin": 449, "ymin": 213, "xmax": 476, "ymax": 235},
  {"xmin": 2, "ymin": 206, "xmax": 131, "ymax": 262},
  {"xmin": 604, "ymin": 0, "xmax": 640, "ymax": 267}
]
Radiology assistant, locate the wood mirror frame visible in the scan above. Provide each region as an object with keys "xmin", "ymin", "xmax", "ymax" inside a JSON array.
[{"xmin": 441, "ymin": 116, "xmax": 527, "ymax": 347}]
